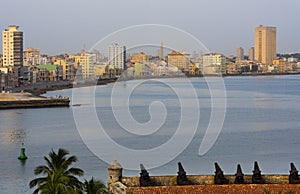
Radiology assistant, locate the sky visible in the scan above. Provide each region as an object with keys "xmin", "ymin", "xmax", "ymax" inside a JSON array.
[{"xmin": 1, "ymin": 0, "xmax": 299, "ymax": 56}]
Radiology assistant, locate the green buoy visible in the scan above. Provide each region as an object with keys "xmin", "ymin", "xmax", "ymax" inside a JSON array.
[{"xmin": 18, "ymin": 143, "xmax": 28, "ymax": 160}]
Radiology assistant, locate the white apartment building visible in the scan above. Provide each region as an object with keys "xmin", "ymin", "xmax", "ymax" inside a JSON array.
[{"xmin": 108, "ymin": 43, "xmax": 126, "ymax": 70}]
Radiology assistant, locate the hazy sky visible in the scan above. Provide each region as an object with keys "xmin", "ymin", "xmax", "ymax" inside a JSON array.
[{"xmin": 1, "ymin": 0, "xmax": 299, "ymax": 56}]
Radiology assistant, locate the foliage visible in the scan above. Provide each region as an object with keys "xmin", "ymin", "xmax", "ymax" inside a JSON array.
[
  {"xmin": 83, "ymin": 177, "xmax": 107, "ymax": 194},
  {"xmin": 29, "ymin": 148, "xmax": 84, "ymax": 194},
  {"xmin": 277, "ymin": 53, "xmax": 300, "ymax": 60},
  {"xmin": 29, "ymin": 148, "xmax": 108, "ymax": 194}
]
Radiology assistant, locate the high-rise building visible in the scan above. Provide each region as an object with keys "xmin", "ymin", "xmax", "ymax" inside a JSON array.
[
  {"xmin": 160, "ymin": 41, "xmax": 164, "ymax": 59},
  {"xmin": 2, "ymin": 25, "xmax": 23, "ymax": 68},
  {"xmin": 236, "ymin": 47, "xmax": 244, "ymax": 61},
  {"xmin": 0, "ymin": 54, "xmax": 3, "ymax": 67},
  {"xmin": 254, "ymin": 25, "xmax": 276, "ymax": 65},
  {"xmin": 108, "ymin": 43, "xmax": 126, "ymax": 70},
  {"xmin": 248, "ymin": 47, "xmax": 254, "ymax": 61}
]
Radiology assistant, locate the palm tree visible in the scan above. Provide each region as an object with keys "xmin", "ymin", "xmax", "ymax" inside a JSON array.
[
  {"xmin": 29, "ymin": 148, "xmax": 84, "ymax": 194},
  {"xmin": 83, "ymin": 177, "xmax": 107, "ymax": 194}
]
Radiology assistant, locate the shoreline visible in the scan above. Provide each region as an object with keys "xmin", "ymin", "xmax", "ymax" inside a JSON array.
[
  {"xmin": 4, "ymin": 73, "xmax": 300, "ymax": 96},
  {"xmin": 0, "ymin": 92, "xmax": 70, "ymax": 109}
]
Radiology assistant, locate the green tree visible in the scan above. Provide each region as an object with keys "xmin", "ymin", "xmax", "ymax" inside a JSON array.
[
  {"xmin": 83, "ymin": 177, "xmax": 107, "ymax": 194},
  {"xmin": 29, "ymin": 148, "xmax": 84, "ymax": 194}
]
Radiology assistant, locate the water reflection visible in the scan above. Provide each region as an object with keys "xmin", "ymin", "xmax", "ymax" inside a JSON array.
[{"xmin": 1, "ymin": 128, "xmax": 27, "ymax": 145}]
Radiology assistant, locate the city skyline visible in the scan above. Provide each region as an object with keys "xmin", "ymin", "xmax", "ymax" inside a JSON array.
[{"xmin": 0, "ymin": 0, "xmax": 299, "ymax": 56}]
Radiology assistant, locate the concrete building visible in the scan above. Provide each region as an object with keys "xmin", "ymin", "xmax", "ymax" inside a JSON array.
[
  {"xmin": 37, "ymin": 63, "xmax": 57, "ymax": 82},
  {"xmin": 55, "ymin": 58, "xmax": 77, "ymax": 81},
  {"xmin": 159, "ymin": 41, "xmax": 164, "ymax": 59},
  {"xmin": 273, "ymin": 59, "xmax": 287, "ymax": 73},
  {"xmin": 108, "ymin": 43, "xmax": 126, "ymax": 70},
  {"xmin": 202, "ymin": 53, "xmax": 226, "ymax": 74},
  {"xmin": 248, "ymin": 47, "xmax": 254, "ymax": 61},
  {"xmin": 2, "ymin": 25, "xmax": 23, "ymax": 68},
  {"xmin": 74, "ymin": 51, "xmax": 95, "ymax": 79},
  {"xmin": 2, "ymin": 25, "xmax": 23, "ymax": 86},
  {"xmin": 131, "ymin": 52, "xmax": 149, "ymax": 64},
  {"xmin": 236, "ymin": 47, "xmax": 244, "ymax": 61},
  {"xmin": 133, "ymin": 62, "xmax": 150, "ymax": 77},
  {"xmin": 167, "ymin": 51, "xmax": 190, "ymax": 72},
  {"xmin": 297, "ymin": 62, "xmax": 300, "ymax": 73},
  {"xmin": 94, "ymin": 64, "xmax": 106, "ymax": 77},
  {"xmin": 0, "ymin": 54, "xmax": 3, "ymax": 67},
  {"xmin": 254, "ymin": 25, "xmax": 277, "ymax": 65},
  {"xmin": 54, "ymin": 59, "xmax": 68, "ymax": 80},
  {"xmin": 23, "ymin": 47, "xmax": 40, "ymax": 67}
]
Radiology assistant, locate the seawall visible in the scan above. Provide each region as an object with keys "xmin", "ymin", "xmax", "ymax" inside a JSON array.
[{"xmin": 0, "ymin": 92, "xmax": 70, "ymax": 109}]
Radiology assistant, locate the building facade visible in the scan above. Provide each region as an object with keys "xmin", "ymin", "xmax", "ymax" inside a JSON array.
[
  {"xmin": 2, "ymin": 25, "xmax": 23, "ymax": 68},
  {"xmin": 74, "ymin": 51, "xmax": 95, "ymax": 79},
  {"xmin": 248, "ymin": 47, "xmax": 254, "ymax": 61},
  {"xmin": 23, "ymin": 47, "xmax": 40, "ymax": 67},
  {"xmin": 131, "ymin": 52, "xmax": 149, "ymax": 64},
  {"xmin": 2, "ymin": 25, "xmax": 24, "ymax": 86},
  {"xmin": 202, "ymin": 53, "xmax": 226, "ymax": 74},
  {"xmin": 236, "ymin": 47, "xmax": 244, "ymax": 61},
  {"xmin": 108, "ymin": 43, "xmax": 126, "ymax": 70},
  {"xmin": 254, "ymin": 25, "xmax": 276, "ymax": 65},
  {"xmin": 167, "ymin": 51, "xmax": 190, "ymax": 72}
]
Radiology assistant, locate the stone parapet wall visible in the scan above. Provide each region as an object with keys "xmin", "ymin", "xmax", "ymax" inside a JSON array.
[
  {"xmin": 125, "ymin": 184, "xmax": 300, "ymax": 194},
  {"xmin": 122, "ymin": 174, "xmax": 289, "ymax": 187},
  {"xmin": 108, "ymin": 161, "xmax": 299, "ymax": 194}
]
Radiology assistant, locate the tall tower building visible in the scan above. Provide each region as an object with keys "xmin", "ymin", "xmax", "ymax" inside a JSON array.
[
  {"xmin": 108, "ymin": 43, "xmax": 126, "ymax": 70},
  {"xmin": 160, "ymin": 41, "xmax": 164, "ymax": 60},
  {"xmin": 236, "ymin": 47, "xmax": 244, "ymax": 61},
  {"xmin": 254, "ymin": 25, "xmax": 276, "ymax": 65},
  {"xmin": 2, "ymin": 25, "xmax": 23, "ymax": 68},
  {"xmin": 248, "ymin": 47, "xmax": 254, "ymax": 61}
]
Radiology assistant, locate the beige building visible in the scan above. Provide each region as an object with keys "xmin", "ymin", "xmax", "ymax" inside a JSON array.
[
  {"xmin": 0, "ymin": 54, "xmax": 3, "ymax": 67},
  {"xmin": 248, "ymin": 47, "xmax": 254, "ymax": 61},
  {"xmin": 54, "ymin": 58, "xmax": 76, "ymax": 81},
  {"xmin": 23, "ymin": 47, "xmax": 40, "ymax": 66},
  {"xmin": 236, "ymin": 47, "xmax": 244, "ymax": 61},
  {"xmin": 273, "ymin": 59, "xmax": 287, "ymax": 73},
  {"xmin": 94, "ymin": 64, "xmax": 106, "ymax": 77},
  {"xmin": 2, "ymin": 25, "xmax": 23, "ymax": 68},
  {"xmin": 202, "ymin": 53, "xmax": 226, "ymax": 74},
  {"xmin": 189, "ymin": 63, "xmax": 197, "ymax": 75},
  {"xmin": 74, "ymin": 51, "xmax": 95, "ymax": 79},
  {"xmin": 167, "ymin": 51, "xmax": 190, "ymax": 72},
  {"xmin": 254, "ymin": 25, "xmax": 276, "ymax": 65},
  {"xmin": 226, "ymin": 62, "xmax": 238, "ymax": 75},
  {"xmin": 131, "ymin": 52, "xmax": 149, "ymax": 64},
  {"xmin": 54, "ymin": 59, "xmax": 67, "ymax": 80}
]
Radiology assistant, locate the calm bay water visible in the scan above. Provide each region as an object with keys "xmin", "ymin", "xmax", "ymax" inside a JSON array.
[{"xmin": 1, "ymin": 75, "xmax": 300, "ymax": 193}]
